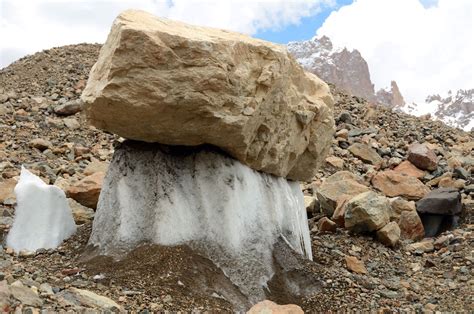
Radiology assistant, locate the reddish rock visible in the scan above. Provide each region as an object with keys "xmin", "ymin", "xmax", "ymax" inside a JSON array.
[
  {"xmin": 398, "ymin": 210, "xmax": 425, "ymax": 240},
  {"xmin": 345, "ymin": 256, "xmax": 367, "ymax": 274},
  {"xmin": 371, "ymin": 170, "xmax": 430, "ymax": 200},
  {"xmin": 394, "ymin": 160, "xmax": 425, "ymax": 179},
  {"xmin": 317, "ymin": 217, "xmax": 337, "ymax": 233},
  {"xmin": 389, "ymin": 197, "xmax": 416, "ymax": 221},
  {"xmin": 247, "ymin": 300, "xmax": 303, "ymax": 314},
  {"xmin": 407, "ymin": 143, "xmax": 437, "ymax": 171},
  {"xmin": 331, "ymin": 197, "xmax": 350, "ymax": 227},
  {"xmin": 66, "ymin": 172, "xmax": 104, "ymax": 209}
]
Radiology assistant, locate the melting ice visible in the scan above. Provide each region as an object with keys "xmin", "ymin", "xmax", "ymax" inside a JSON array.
[
  {"xmin": 6, "ymin": 167, "xmax": 76, "ymax": 252},
  {"xmin": 89, "ymin": 142, "xmax": 312, "ymax": 301}
]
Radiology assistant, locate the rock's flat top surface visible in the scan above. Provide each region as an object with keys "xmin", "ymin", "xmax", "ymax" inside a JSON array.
[{"xmin": 82, "ymin": 10, "xmax": 335, "ymax": 181}]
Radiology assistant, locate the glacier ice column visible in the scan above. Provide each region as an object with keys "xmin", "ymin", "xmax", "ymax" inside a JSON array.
[
  {"xmin": 89, "ymin": 141, "xmax": 312, "ymax": 301},
  {"xmin": 6, "ymin": 167, "xmax": 77, "ymax": 252}
]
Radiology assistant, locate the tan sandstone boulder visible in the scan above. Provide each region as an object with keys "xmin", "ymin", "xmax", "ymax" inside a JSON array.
[{"xmin": 81, "ymin": 10, "xmax": 335, "ymax": 181}]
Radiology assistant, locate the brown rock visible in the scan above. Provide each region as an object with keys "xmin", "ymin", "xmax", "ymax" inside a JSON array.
[
  {"xmin": 247, "ymin": 300, "xmax": 303, "ymax": 314},
  {"xmin": 317, "ymin": 217, "xmax": 337, "ymax": 233},
  {"xmin": 82, "ymin": 10, "xmax": 335, "ymax": 181},
  {"xmin": 389, "ymin": 197, "xmax": 416, "ymax": 221},
  {"xmin": 317, "ymin": 171, "xmax": 369, "ymax": 216},
  {"xmin": 398, "ymin": 210, "xmax": 425, "ymax": 240},
  {"xmin": 376, "ymin": 221, "xmax": 400, "ymax": 247},
  {"xmin": 331, "ymin": 196, "xmax": 350, "ymax": 227},
  {"xmin": 66, "ymin": 172, "xmax": 104, "ymax": 209},
  {"xmin": 84, "ymin": 159, "xmax": 109, "ymax": 176},
  {"xmin": 406, "ymin": 239, "xmax": 434, "ymax": 253},
  {"xmin": 393, "ymin": 160, "xmax": 425, "ymax": 179},
  {"xmin": 325, "ymin": 156, "xmax": 344, "ymax": 169},
  {"xmin": 0, "ymin": 178, "xmax": 17, "ymax": 204},
  {"xmin": 68, "ymin": 198, "xmax": 95, "ymax": 224},
  {"xmin": 407, "ymin": 143, "xmax": 437, "ymax": 171},
  {"xmin": 371, "ymin": 170, "xmax": 430, "ymax": 200},
  {"xmin": 348, "ymin": 143, "xmax": 383, "ymax": 165},
  {"xmin": 345, "ymin": 256, "xmax": 367, "ymax": 274},
  {"xmin": 29, "ymin": 138, "xmax": 52, "ymax": 151}
]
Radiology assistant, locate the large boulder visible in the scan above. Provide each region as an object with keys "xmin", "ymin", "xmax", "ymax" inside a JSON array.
[
  {"xmin": 81, "ymin": 10, "xmax": 335, "ymax": 181},
  {"xmin": 371, "ymin": 170, "xmax": 429, "ymax": 200},
  {"xmin": 416, "ymin": 187, "xmax": 462, "ymax": 215}
]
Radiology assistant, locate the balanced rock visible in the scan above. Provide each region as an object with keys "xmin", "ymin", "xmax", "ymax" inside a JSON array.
[
  {"xmin": 416, "ymin": 187, "xmax": 462, "ymax": 215},
  {"xmin": 344, "ymin": 191, "xmax": 390, "ymax": 233},
  {"xmin": 81, "ymin": 10, "xmax": 335, "ymax": 181},
  {"xmin": 316, "ymin": 171, "xmax": 369, "ymax": 216},
  {"xmin": 407, "ymin": 143, "xmax": 437, "ymax": 171},
  {"xmin": 372, "ymin": 170, "xmax": 429, "ymax": 200}
]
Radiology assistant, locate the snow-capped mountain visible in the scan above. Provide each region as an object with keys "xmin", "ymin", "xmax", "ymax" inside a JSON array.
[
  {"xmin": 287, "ymin": 36, "xmax": 472, "ymax": 132},
  {"xmin": 288, "ymin": 36, "xmax": 376, "ymax": 103},
  {"xmin": 397, "ymin": 89, "xmax": 474, "ymax": 132}
]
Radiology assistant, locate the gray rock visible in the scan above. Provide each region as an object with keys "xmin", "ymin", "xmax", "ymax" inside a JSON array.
[
  {"xmin": 453, "ymin": 167, "xmax": 470, "ymax": 180},
  {"xmin": 54, "ymin": 99, "xmax": 83, "ymax": 116},
  {"xmin": 348, "ymin": 127, "xmax": 378, "ymax": 137},
  {"xmin": 10, "ymin": 285, "xmax": 43, "ymax": 307},
  {"xmin": 416, "ymin": 187, "xmax": 462, "ymax": 215}
]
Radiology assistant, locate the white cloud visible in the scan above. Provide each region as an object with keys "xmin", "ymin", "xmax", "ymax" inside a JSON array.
[
  {"xmin": 0, "ymin": 0, "xmax": 334, "ymax": 68},
  {"xmin": 316, "ymin": 0, "xmax": 474, "ymax": 103}
]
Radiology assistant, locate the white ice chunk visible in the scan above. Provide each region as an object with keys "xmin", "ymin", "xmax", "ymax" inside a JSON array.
[{"xmin": 6, "ymin": 167, "xmax": 77, "ymax": 252}]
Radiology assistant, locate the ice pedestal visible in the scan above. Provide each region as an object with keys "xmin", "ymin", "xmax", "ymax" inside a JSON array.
[
  {"xmin": 6, "ymin": 167, "xmax": 76, "ymax": 252},
  {"xmin": 89, "ymin": 141, "xmax": 312, "ymax": 301}
]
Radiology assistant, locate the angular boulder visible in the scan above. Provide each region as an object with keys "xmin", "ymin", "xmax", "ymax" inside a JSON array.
[
  {"xmin": 316, "ymin": 171, "xmax": 370, "ymax": 216},
  {"xmin": 371, "ymin": 170, "xmax": 429, "ymax": 200},
  {"xmin": 81, "ymin": 10, "xmax": 335, "ymax": 181},
  {"xmin": 398, "ymin": 210, "xmax": 425, "ymax": 240},
  {"xmin": 66, "ymin": 172, "xmax": 104, "ymax": 210},
  {"xmin": 348, "ymin": 143, "xmax": 383, "ymax": 165},
  {"xmin": 393, "ymin": 160, "xmax": 425, "ymax": 179},
  {"xmin": 376, "ymin": 221, "xmax": 400, "ymax": 247},
  {"xmin": 344, "ymin": 191, "xmax": 390, "ymax": 233},
  {"xmin": 407, "ymin": 143, "xmax": 437, "ymax": 171},
  {"xmin": 416, "ymin": 187, "xmax": 462, "ymax": 215}
]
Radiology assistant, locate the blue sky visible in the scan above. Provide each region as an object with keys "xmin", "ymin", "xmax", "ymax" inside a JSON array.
[{"xmin": 255, "ymin": 0, "xmax": 354, "ymax": 43}]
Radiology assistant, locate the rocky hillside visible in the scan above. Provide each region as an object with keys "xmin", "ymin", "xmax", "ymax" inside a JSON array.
[
  {"xmin": 397, "ymin": 89, "xmax": 474, "ymax": 132},
  {"xmin": 288, "ymin": 36, "xmax": 472, "ymax": 132},
  {"xmin": 0, "ymin": 44, "xmax": 473, "ymax": 312}
]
